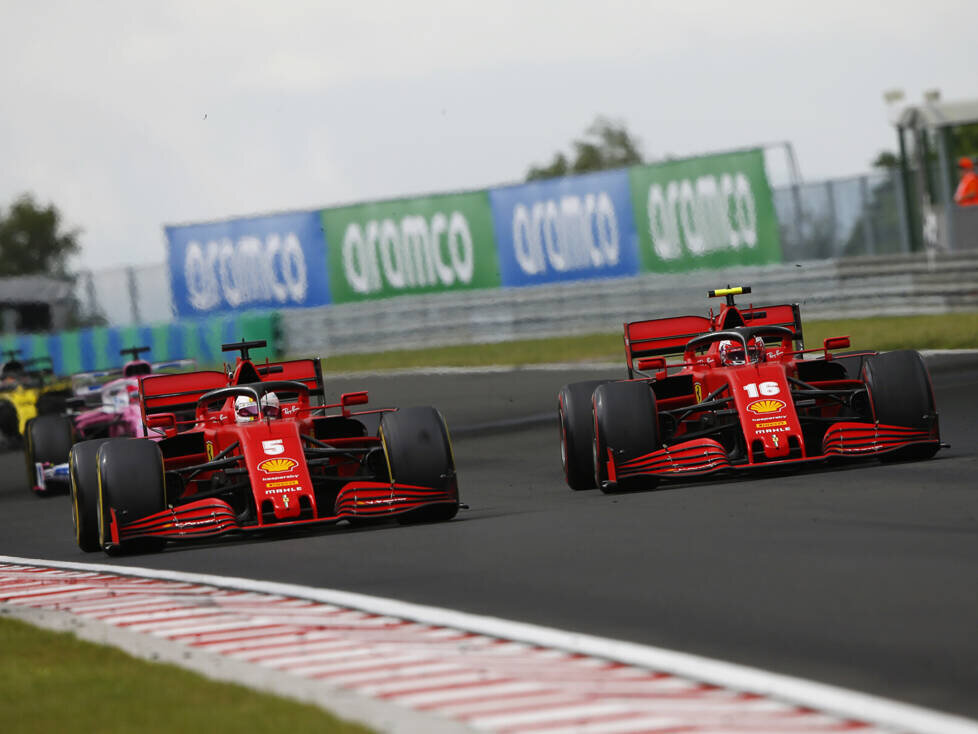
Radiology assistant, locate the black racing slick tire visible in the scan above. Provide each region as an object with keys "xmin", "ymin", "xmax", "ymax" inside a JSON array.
[
  {"xmin": 69, "ymin": 438, "xmax": 111, "ymax": 552},
  {"xmin": 97, "ymin": 438, "xmax": 167, "ymax": 554},
  {"xmin": 593, "ymin": 381, "xmax": 660, "ymax": 493},
  {"xmin": 0, "ymin": 399, "xmax": 19, "ymax": 445},
  {"xmin": 380, "ymin": 407, "xmax": 459, "ymax": 524},
  {"xmin": 558, "ymin": 380, "xmax": 608, "ymax": 491},
  {"xmin": 863, "ymin": 349, "xmax": 940, "ymax": 462},
  {"xmin": 25, "ymin": 414, "xmax": 74, "ymax": 495}
]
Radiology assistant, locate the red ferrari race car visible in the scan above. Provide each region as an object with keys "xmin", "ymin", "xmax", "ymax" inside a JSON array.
[
  {"xmin": 69, "ymin": 340, "xmax": 460, "ymax": 554},
  {"xmin": 558, "ymin": 287, "xmax": 944, "ymax": 492}
]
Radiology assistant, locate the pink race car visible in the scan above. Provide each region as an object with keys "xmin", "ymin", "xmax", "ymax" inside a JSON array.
[{"xmin": 25, "ymin": 347, "xmax": 192, "ymax": 495}]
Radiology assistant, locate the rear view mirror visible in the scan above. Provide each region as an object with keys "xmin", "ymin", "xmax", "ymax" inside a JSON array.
[
  {"xmin": 823, "ymin": 336, "xmax": 850, "ymax": 351},
  {"xmin": 636, "ymin": 357, "xmax": 667, "ymax": 372},
  {"xmin": 340, "ymin": 391, "xmax": 369, "ymax": 416},
  {"xmin": 146, "ymin": 413, "xmax": 177, "ymax": 435}
]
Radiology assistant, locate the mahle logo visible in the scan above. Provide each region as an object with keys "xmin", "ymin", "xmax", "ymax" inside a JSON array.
[
  {"xmin": 647, "ymin": 172, "xmax": 757, "ymax": 261},
  {"xmin": 342, "ymin": 212, "xmax": 475, "ymax": 294},
  {"xmin": 184, "ymin": 234, "xmax": 308, "ymax": 310}
]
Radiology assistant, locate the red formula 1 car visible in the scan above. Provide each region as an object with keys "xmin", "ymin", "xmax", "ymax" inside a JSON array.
[
  {"xmin": 69, "ymin": 340, "xmax": 459, "ymax": 554},
  {"xmin": 559, "ymin": 287, "xmax": 944, "ymax": 492}
]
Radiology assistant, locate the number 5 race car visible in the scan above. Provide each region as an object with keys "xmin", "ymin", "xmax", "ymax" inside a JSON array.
[
  {"xmin": 69, "ymin": 340, "xmax": 460, "ymax": 554},
  {"xmin": 559, "ymin": 287, "xmax": 944, "ymax": 492}
]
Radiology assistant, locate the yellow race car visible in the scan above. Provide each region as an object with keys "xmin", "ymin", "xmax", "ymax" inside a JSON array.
[{"xmin": 0, "ymin": 353, "xmax": 71, "ymax": 447}]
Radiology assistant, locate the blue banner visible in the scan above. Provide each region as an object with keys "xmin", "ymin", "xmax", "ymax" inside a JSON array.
[
  {"xmin": 166, "ymin": 210, "xmax": 331, "ymax": 317},
  {"xmin": 488, "ymin": 169, "xmax": 640, "ymax": 287}
]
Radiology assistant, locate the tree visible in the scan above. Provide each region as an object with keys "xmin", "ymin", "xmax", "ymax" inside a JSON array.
[
  {"xmin": 527, "ymin": 117, "xmax": 644, "ymax": 181},
  {"xmin": 871, "ymin": 150, "xmax": 900, "ymax": 169},
  {"xmin": 0, "ymin": 193, "xmax": 81, "ymax": 278}
]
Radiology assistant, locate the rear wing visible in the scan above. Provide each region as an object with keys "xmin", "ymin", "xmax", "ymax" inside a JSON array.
[
  {"xmin": 256, "ymin": 358, "xmax": 325, "ymax": 406},
  {"xmin": 624, "ymin": 303, "xmax": 805, "ymax": 376},
  {"xmin": 624, "ymin": 315, "xmax": 712, "ymax": 374},
  {"xmin": 140, "ymin": 370, "xmax": 228, "ymax": 420},
  {"xmin": 739, "ymin": 304, "xmax": 804, "ymax": 349}
]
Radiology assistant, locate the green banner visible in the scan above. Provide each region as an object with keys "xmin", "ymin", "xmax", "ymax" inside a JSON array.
[
  {"xmin": 321, "ymin": 191, "xmax": 501, "ymax": 303},
  {"xmin": 629, "ymin": 149, "xmax": 782, "ymax": 272}
]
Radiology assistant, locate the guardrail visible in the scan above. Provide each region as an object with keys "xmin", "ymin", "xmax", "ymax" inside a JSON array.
[{"xmin": 280, "ymin": 251, "xmax": 978, "ymax": 356}]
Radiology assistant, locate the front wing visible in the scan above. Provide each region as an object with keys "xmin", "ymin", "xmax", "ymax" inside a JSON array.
[
  {"xmin": 106, "ymin": 481, "xmax": 458, "ymax": 545},
  {"xmin": 606, "ymin": 422, "xmax": 940, "ymax": 487}
]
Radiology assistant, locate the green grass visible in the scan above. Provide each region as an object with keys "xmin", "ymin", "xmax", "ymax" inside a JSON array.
[
  {"xmin": 0, "ymin": 616, "xmax": 374, "ymax": 734},
  {"xmin": 320, "ymin": 313, "xmax": 978, "ymax": 373}
]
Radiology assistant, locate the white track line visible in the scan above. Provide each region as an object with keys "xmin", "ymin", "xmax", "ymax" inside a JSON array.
[{"xmin": 1, "ymin": 555, "xmax": 976, "ymax": 734}]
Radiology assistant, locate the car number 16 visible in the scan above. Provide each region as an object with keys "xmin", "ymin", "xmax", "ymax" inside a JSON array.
[{"xmin": 743, "ymin": 381, "xmax": 781, "ymax": 398}]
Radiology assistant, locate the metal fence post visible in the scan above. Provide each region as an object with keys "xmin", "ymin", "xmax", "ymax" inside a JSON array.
[
  {"xmin": 824, "ymin": 180, "xmax": 837, "ymax": 258},
  {"xmin": 860, "ymin": 176, "xmax": 876, "ymax": 255},
  {"xmin": 127, "ymin": 266, "xmax": 141, "ymax": 326}
]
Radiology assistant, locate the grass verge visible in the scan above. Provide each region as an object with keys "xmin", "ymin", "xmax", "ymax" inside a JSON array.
[
  {"xmin": 321, "ymin": 313, "xmax": 978, "ymax": 373},
  {"xmin": 0, "ymin": 616, "xmax": 374, "ymax": 734}
]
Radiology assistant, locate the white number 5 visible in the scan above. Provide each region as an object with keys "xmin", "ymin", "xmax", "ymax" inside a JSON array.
[{"xmin": 262, "ymin": 439, "xmax": 285, "ymax": 455}]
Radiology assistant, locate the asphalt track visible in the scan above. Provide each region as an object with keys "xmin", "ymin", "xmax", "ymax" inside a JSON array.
[{"xmin": 1, "ymin": 357, "xmax": 976, "ymax": 722}]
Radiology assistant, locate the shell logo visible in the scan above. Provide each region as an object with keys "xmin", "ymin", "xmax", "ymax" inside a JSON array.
[
  {"xmin": 257, "ymin": 457, "xmax": 298, "ymax": 473},
  {"xmin": 747, "ymin": 399, "xmax": 786, "ymax": 415}
]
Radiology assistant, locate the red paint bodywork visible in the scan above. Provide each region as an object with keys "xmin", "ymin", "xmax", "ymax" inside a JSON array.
[
  {"xmin": 103, "ymin": 355, "xmax": 457, "ymax": 548},
  {"xmin": 598, "ymin": 294, "xmax": 941, "ymax": 488}
]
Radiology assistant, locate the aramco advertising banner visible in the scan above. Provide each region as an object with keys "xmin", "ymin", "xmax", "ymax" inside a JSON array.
[
  {"xmin": 488, "ymin": 169, "xmax": 640, "ymax": 287},
  {"xmin": 628, "ymin": 149, "xmax": 782, "ymax": 273},
  {"xmin": 166, "ymin": 210, "xmax": 331, "ymax": 317},
  {"xmin": 320, "ymin": 192, "xmax": 501, "ymax": 303}
]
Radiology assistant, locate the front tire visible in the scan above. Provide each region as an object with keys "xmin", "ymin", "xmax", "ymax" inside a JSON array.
[
  {"xmin": 863, "ymin": 349, "xmax": 939, "ymax": 461},
  {"xmin": 69, "ymin": 438, "xmax": 111, "ymax": 552},
  {"xmin": 558, "ymin": 380, "xmax": 608, "ymax": 491},
  {"xmin": 97, "ymin": 438, "xmax": 167, "ymax": 554},
  {"xmin": 593, "ymin": 381, "xmax": 660, "ymax": 493},
  {"xmin": 380, "ymin": 407, "xmax": 459, "ymax": 524},
  {"xmin": 25, "ymin": 414, "xmax": 74, "ymax": 494}
]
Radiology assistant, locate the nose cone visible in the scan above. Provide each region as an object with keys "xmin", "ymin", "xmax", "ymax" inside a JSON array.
[
  {"xmin": 760, "ymin": 432, "xmax": 791, "ymax": 459},
  {"xmin": 270, "ymin": 491, "xmax": 301, "ymax": 519}
]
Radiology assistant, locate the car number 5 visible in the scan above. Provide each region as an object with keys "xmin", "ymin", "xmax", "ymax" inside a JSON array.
[{"xmin": 262, "ymin": 439, "xmax": 285, "ymax": 455}]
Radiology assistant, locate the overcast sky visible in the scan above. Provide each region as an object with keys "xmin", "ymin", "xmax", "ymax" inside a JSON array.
[{"xmin": 0, "ymin": 0, "xmax": 972, "ymax": 271}]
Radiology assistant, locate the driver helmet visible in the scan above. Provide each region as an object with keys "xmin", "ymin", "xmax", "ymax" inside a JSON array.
[
  {"xmin": 718, "ymin": 337, "xmax": 765, "ymax": 366},
  {"xmin": 234, "ymin": 395, "xmax": 259, "ymax": 422},
  {"xmin": 260, "ymin": 392, "xmax": 280, "ymax": 419}
]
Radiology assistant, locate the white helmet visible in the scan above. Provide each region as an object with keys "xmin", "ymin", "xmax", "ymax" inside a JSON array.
[
  {"xmin": 234, "ymin": 395, "xmax": 259, "ymax": 423},
  {"xmin": 260, "ymin": 392, "xmax": 280, "ymax": 419}
]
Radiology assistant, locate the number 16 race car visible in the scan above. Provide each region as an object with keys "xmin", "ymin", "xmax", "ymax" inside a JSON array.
[
  {"xmin": 69, "ymin": 340, "xmax": 460, "ymax": 554},
  {"xmin": 559, "ymin": 287, "xmax": 944, "ymax": 492}
]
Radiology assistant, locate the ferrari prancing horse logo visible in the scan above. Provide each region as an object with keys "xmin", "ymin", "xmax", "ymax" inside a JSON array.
[{"xmin": 694, "ymin": 383, "xmax": 703, "ymax": 402}]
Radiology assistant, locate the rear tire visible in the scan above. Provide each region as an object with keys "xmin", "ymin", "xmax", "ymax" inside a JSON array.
[
  {"xmin": 593, "ymin": 381, "xmax": 660, "ymax": 493},
  {"xmin": 69, "ymin": 438, "xmax": 111, "ymax": 552},
  {"xmin": 25, "ymin": 415, "xmax": 74, "ymax": 495},
  {"xmin": 0, "ymin": 399, "xmax": 18, "ymax": 445},
  {"xmin": 97, "ymin": 438, "xmax": 167, "ymax": 554},
  {"xmin": 36, "ymin": 391, "xmax": 68, "ymax": 416},
  {"xmin": 558, "ymin": 380, "xmax": 608, "ymax": 491},
  {"xmin": 380, "ymin": 407, "xmax": 459, "ymax": 524},
  {"xmin": 863, "ymin": 349, "xmax": 939, "ymax": 461}
]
